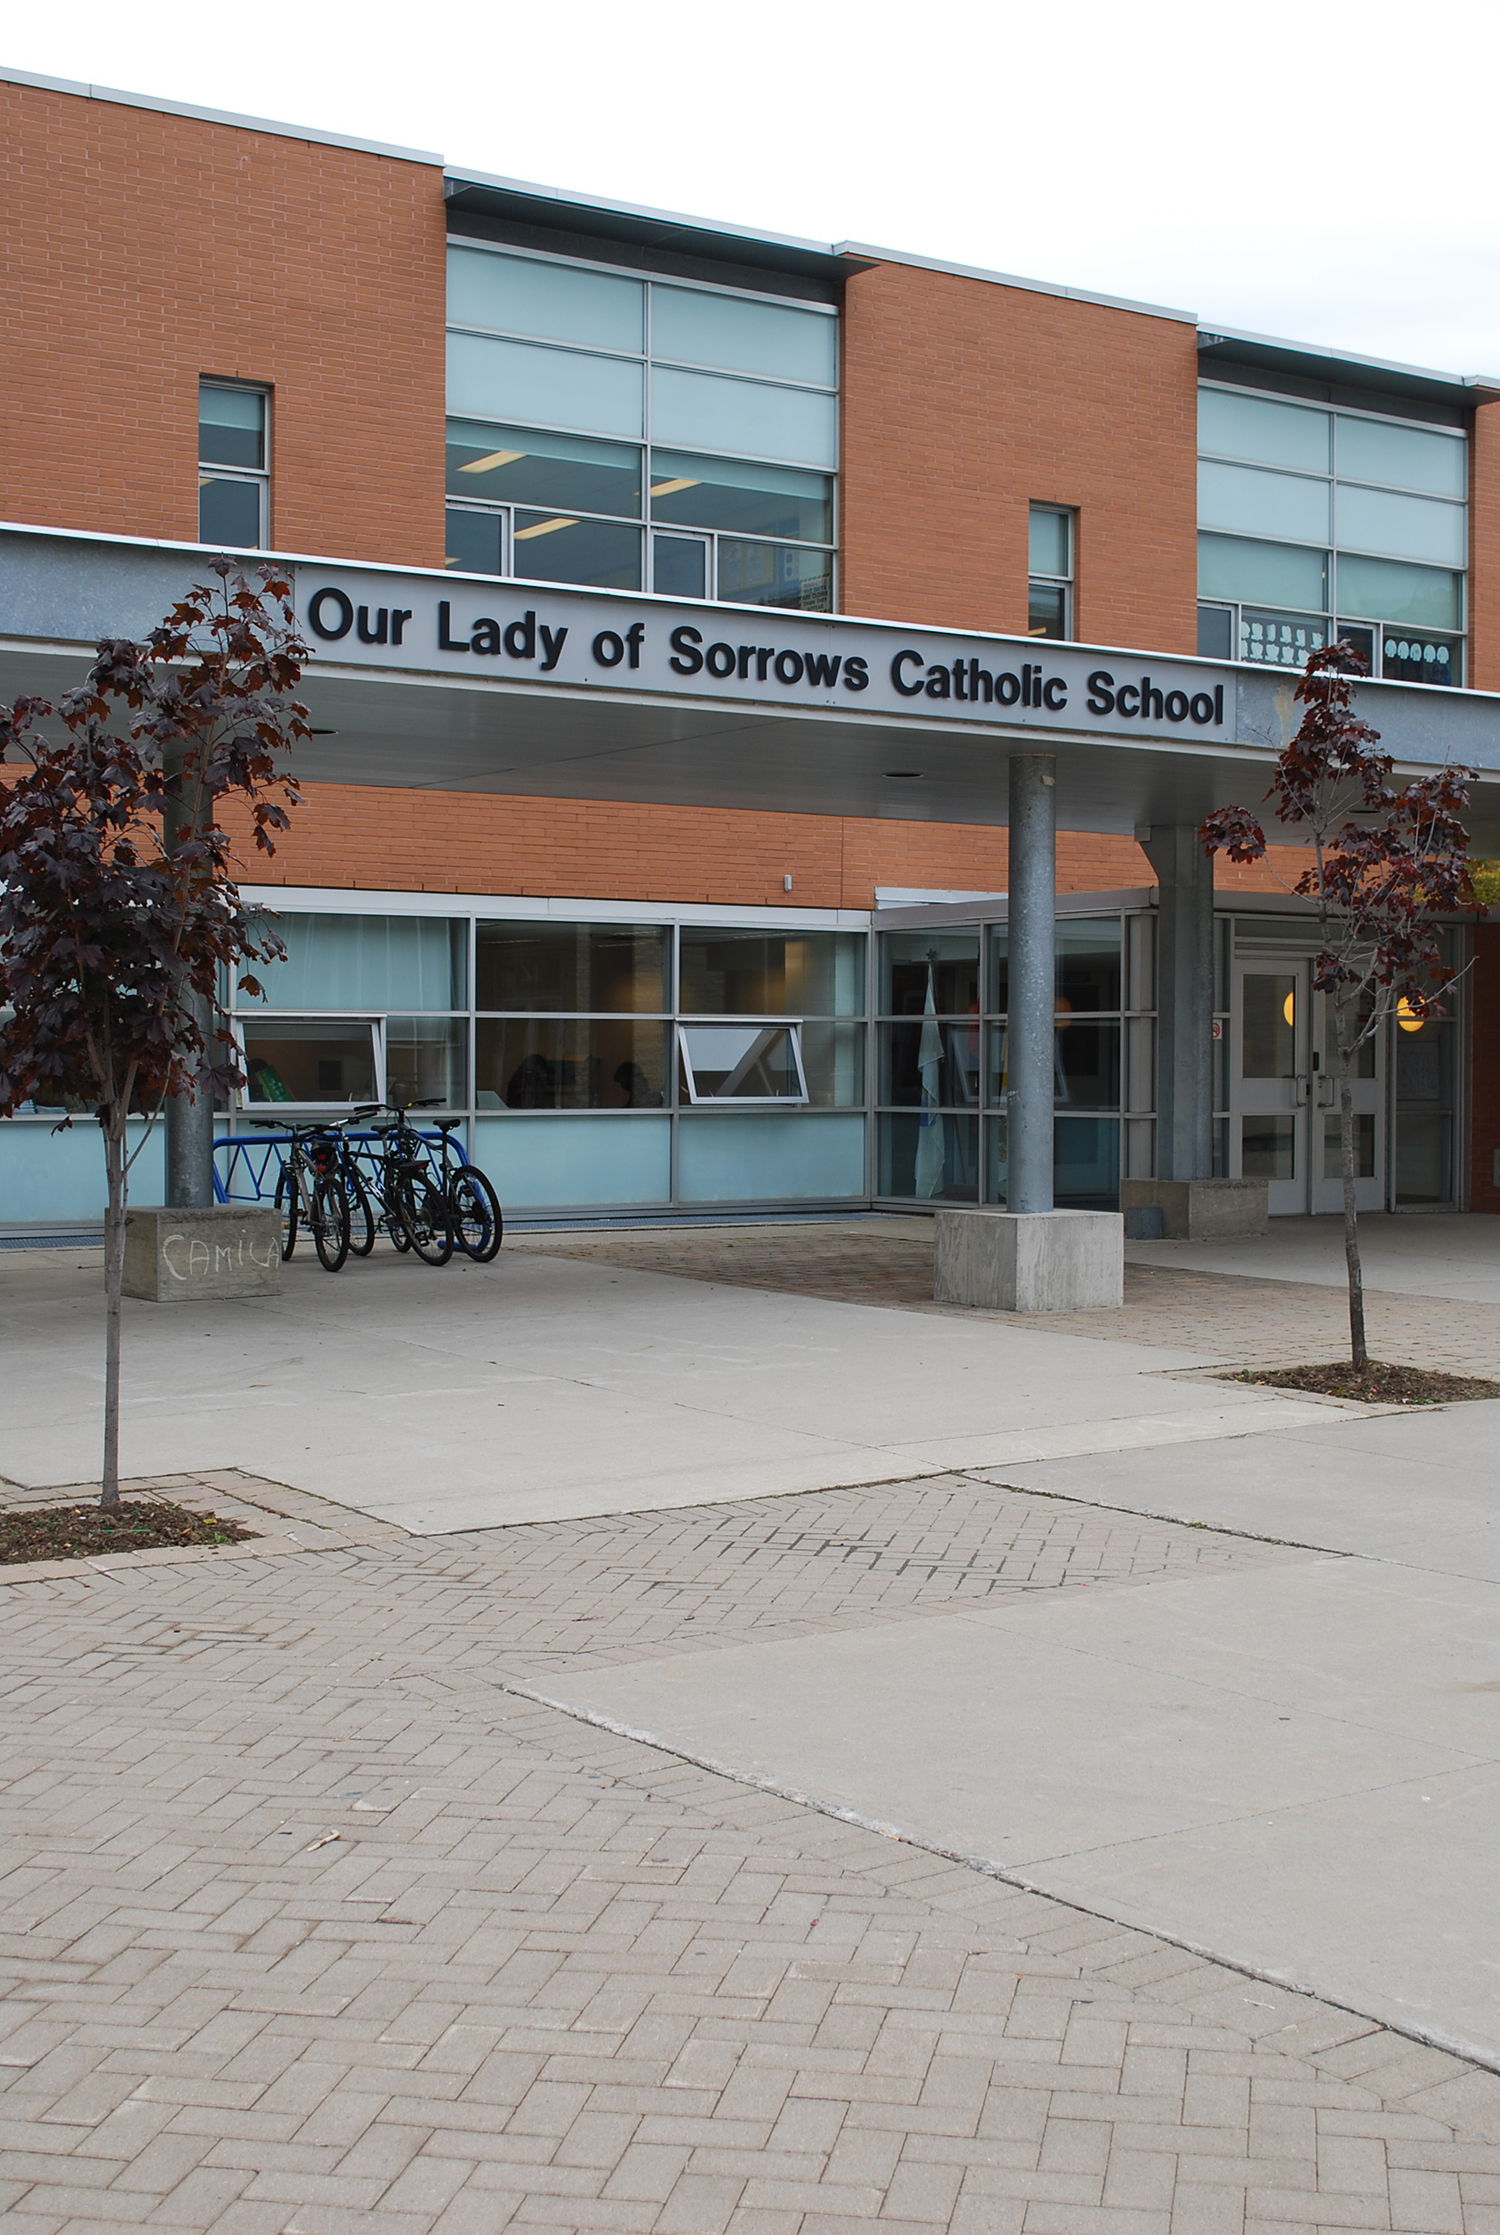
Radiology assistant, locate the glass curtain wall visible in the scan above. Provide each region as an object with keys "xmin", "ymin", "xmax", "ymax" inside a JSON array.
[
  {"xmin": 1197, "ymin": 382, "xmax": 1468, "ymax": 683},
  {"xmin": 227, "ymin": 911, "xmax": 867, "ymax": 1212},
  {"xmin": 444, "ymin": 243, "xmax": 838, "ymax": 609}
]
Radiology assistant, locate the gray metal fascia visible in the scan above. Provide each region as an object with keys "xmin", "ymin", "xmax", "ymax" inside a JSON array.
[
  {"xmin": 1197, "ymin": 321, "xmax": 1500, "ymax": 406},
  {"xmin": 0, "ymin": 64, "xmax": 442, "ymax": 165}
]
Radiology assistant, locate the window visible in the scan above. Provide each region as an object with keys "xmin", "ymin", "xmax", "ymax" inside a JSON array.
[
  {"xmin": 1197, "ymin": 383, "xmax": 1467, "ymax": 682},
  {"xmin": 199, "ymin": 384, "xmax": 267, "ymax": 548},
  {"xmin": 679, "ymin": 1022, "xmax": 807, "ymax": 1104},
  {"xmin": 445, "ymin": 244, "xmax": 837, "ymax": 606},
  {"xmin": 1028, "ymin": 506, "xmax": 1073, "ymax": 639}
]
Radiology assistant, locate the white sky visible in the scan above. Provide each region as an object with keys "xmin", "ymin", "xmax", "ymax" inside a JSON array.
[{"xmin": 11, "ymin": 0, "xmax": 1498, "ymax": 377}]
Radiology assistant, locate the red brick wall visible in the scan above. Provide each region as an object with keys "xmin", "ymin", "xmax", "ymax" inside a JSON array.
[
  {"xmin": 1469, "ymin": 924, "xmax": 1500, "ymax": 1211},
  {"xmin": 1469, "ymin": 403, "xmax": 1500, "ymax": 694},
  {"xmin": 1, "ymin": 80, "xmax": 447, "ymax": 568},
  {"xmin": 838, "ymin": 259, "xmax": 1201, "ymax": 652}
]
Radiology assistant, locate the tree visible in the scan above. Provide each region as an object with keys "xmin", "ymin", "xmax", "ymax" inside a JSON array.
[
  {"xmin": 1200, "ymin": 643, "xmax": 1476, "ymax": 1369},
  {"xmin": 0, "ymin": 561, "xmax": 307, "ymax": 1505}
]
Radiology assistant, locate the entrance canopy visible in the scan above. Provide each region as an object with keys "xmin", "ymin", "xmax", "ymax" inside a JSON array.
[{"xmin": 4, "ymin": 524, "xmax": 1500, "ymax": 843}]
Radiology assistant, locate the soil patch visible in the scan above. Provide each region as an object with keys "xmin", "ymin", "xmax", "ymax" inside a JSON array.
[
  {"xmin": 0, "ymin": 1498, "xmax": 258, "ymax": 1566},
  {"xmin": 1229, "ymin": 1361, "xmax": 1500, "ymax": 1406}
]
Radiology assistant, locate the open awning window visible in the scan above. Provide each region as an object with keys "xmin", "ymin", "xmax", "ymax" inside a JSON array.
[{"xmin": 678, "ymin": 1021, "xmax": 807, "ymax": 1104}]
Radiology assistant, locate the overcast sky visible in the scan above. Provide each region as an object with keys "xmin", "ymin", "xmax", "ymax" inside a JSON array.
[{"xmin": 11, "ymin": 0, "xmax": 1498, "ymax": 376}]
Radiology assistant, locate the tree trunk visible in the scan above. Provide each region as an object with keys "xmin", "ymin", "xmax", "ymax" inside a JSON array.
[
  {"xmin": 1332, "ymin": 998, "xmax": 1367, "ymax": 1370},
  {"xmin": 101, "ymin": 1110, "xmax": 128, "ymax": 1508}
]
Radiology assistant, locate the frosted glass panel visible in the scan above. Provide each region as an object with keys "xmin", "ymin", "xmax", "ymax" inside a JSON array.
[
  {"xmin": 447, "ymin": 246, "xmax": 643, "ymax": 352},
  {"xmin": 474, "ymin": 1114, "xmax": 670, "ymax": 1208},
  {"xmin": 677, "ymin": 1111, "xmax": 865, "ymax": 1201},
  {"xmin": 0, "ymin": 1116, "xmax": 163, "ymax": 1223},
  {"xmin": 1198, "ymin": 459, "xmax": 1330, "ymax": 542},
  {"xmin": 1336, "ymin": 415, "xmax": 1466, "ymax": 497},
  {"xmin": 1198, "ymin": 533, "xmax": 1328, "ymax": 610},
  {"xmin": 447, "ymin": 331, "xmax": 643, "ymax": 438},
  {"xmin": 1336, "ymin": 554, "xmax": 1462, "ymax": 629},
  {"xmin": 1199, "ymin": 388, "xmax": 1330, "ymax": 472},
  {"xmin": 651, "ymin": 287, "xmax": 836, "ymax": 386},
  {"xmin": 1335, "ymin": 483, "xmax": 1466, "ymax": 566},
  {"xmin": 651, "ymin": 365, "xmax": 837, "ymax": 467},
  {"xmin": 250, "ymin": 915, "xmax": 466, "ymax": 1011}
]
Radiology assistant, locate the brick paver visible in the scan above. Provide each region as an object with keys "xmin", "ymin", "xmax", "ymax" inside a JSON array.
[
  {"xmin": 4, "ymin": 1467, "xmax": 1500, "ymax": 2231},
  {"xmin": 515, "ymin": 1225, "xmax": 1500, "ymax": 1377}
]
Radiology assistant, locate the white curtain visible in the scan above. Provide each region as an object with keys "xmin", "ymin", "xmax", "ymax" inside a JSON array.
[{"xmin": 914, "ymin": 961, "xmax": 946, "ymax": 1198}]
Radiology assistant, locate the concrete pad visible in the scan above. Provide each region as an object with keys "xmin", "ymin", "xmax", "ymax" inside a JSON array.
[
  {"xmin": 0, "ymin": 1242, "xmax": 1359, "ymax": 1531},
  {"xmin": 531, "ymin": 1548, "xmax": 1500, "ymax": 2063},
  {"xmin": 1127, "ymin": 1209, "xmax": 1500, "ymax": 1301}
]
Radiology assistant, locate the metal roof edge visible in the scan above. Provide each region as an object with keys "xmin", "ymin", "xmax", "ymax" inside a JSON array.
[
  {"xmin": 830, "ymin": 241, "xmax": 1199, "ymax": 325},
  {"xmin": 1197, "ymin": 323, "xmax": 1500, "ymax": 409},
  {"xmin": 443, "ymin": 166, "xmax": 839, "ymax": 261},
  {"xmin": 0, "ymin": 63, "xmax": 442, "ymax": 164}
]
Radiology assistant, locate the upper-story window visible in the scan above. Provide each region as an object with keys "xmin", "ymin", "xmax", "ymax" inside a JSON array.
[
  {"xmin": 444, "ymin": 245, "xmax": 838, "ymax": 610},
  {"xmin": 1197, "ymin": 382, "xmax": 1467, "ymax": 685},
  {"xmin": 1028, "ymin": 506, "xmax": 1074, "ymax": 639},
  {"xmin": 199, "ymin": 384, "xmax": 268, "ymax": 548}
]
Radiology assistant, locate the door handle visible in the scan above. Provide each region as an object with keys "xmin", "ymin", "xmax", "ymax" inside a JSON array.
[
  {"xmin": 1294, "ymin": 1076, "xmax": 1311, "ymax": 1106},
  {"xmin": 1317, "ymin": 1077, "xmax": 1337, "ymax": 1108}
]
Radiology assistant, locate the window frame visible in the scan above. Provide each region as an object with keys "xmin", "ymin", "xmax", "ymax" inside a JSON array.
[
  {"xmin": 1027, "ymin": 503, "xmax": 1075, "ymax": 641},
  {"xmin": 198, "ymin": 380, "xmax": 270, "ymax": 550}
]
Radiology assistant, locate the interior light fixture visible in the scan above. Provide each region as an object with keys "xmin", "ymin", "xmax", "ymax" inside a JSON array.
[
  {"xmin": 1283, "ymin": 991, "xmax": 1296, "ymax": 1026},
  {"xmin": 513, "ymin": 516, "xmax": 577, "ymax": 541},
  {"xmin": 650, "ymin": 478, "xmax": 700, "ymax": 499},
  {"xmin": 1397, "ymin": 995, "xmax": 1426, "ymax": 1033},
  {"xmin": 884, "ymin": 770, "xmax": 923, "ymax": 780},
  {"xmin": 458, "ymin": 450, "xmax": 525, "ymax": 474}
]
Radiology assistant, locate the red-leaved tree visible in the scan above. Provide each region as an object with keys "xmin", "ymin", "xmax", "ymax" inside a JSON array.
[
  {"xmin": 1200, "ymin": 644, "xmax": 1475, "ymax": 1368},
  {"xmin": 0, "ymin": 562, "xmax": 307, "ymax": 1504}
]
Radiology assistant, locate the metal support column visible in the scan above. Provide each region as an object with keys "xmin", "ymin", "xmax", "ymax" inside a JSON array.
[
  {"xmin": 1141, "ymin": 822, "xmax": 1214, "ymax": 1182},
  {"xmin": 162, "ymin": 751, "xmax": 216, "ymax": 1209},
  {"xmin": 1007, "ymin": 754, "xmax": 1056, "ymax": 1213}
]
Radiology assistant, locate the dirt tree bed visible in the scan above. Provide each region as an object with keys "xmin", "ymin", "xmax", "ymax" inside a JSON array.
[
  {"xmin": 0, "ymin": 1498, "xmax": 258, "ymax": 1566},
  {"xmin": 1230, "ymin": 1361, "xmax": 1500, "ymax": 1406}
]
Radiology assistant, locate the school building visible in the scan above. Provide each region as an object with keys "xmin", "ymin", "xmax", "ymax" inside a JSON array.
[{"xmin": 3, "ymin": 62, "xmax": 1499, "ymax": 1232}]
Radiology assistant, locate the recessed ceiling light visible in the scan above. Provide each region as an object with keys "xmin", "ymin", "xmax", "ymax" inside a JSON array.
[
  {"xmin": 884, "ymin": 770, "xmax": 924, "ymax": 779},
  {"xmin": 309, "ymin": 728, "xmax": 338, "ymax": 736}
]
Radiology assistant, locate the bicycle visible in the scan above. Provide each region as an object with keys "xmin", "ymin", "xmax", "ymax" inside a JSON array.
[
  {"xmin": 349, "ymin": 1101, "xmax": 454, "ymax": 1266},
  {"xmin": 256, "ymin": 1121, "xmax": 351, "ymax": 1272},
  {"xmin": 431, "ymin": 1116, "xmax": 504, "ymax": 1263}
]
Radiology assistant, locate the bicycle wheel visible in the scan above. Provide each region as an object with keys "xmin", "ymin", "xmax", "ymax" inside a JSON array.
[
  {"xmin": 395, "ymin": 1170, "xmax": 453, "ymax": 1265},
  {"xmin": 344, "ymin": 1169, "xmax": 377, "ymax": 1256},
  {"xmin": 274, "ymin": 1166, "xmax": 299, "ymax": 1261},
  {"xmin": 310, "ymin": 1171, "xmax": 351, "ymax": 1272},
  {"xmin": 449, "ymin": 1165, "xmax": 503, "ymax": 1262}
]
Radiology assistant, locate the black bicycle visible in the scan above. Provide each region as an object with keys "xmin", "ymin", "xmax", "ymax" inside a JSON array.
[
  {"xmin": 350, "ymin": 1102, "xmax": 454, "ymax": 1265},
  {"xmin": 257, "ymin": 1121, "xmax": 351, "ymax": 1272},
  {"xmin": 346, "ymin": 1103, "xmax": 503, "ymax": 1265}
]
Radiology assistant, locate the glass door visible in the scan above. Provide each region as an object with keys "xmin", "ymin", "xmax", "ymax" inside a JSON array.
[
  {"xmin": 1309, "ymin": 990, "xmax": 1384, "ymax": 1214},
  {"xmin": 1234, "ymin": 964, "xmax": 1310, "ymax": 1214}
]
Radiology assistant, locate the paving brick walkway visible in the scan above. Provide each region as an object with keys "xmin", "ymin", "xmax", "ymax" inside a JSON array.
[
  {"xmin": 5, "ymin": 1469, "xmax": 1500, "ymax": 2232},
  {"xmin": 515, "ymin": 1225, "xmax": 1500, "ymax": 1377}
]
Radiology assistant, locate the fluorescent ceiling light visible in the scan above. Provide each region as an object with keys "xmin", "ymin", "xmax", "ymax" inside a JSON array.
[
  {"xmin": 513, "ymin": 516, "xmax": 578, "ymax": 541},
  {"xmin": 650, "ymin": 478, "xmax": 700, "ymax": 498},
  {"xmin": 459, "ymin": 449, "xmax": 525, "ymax": 474}
]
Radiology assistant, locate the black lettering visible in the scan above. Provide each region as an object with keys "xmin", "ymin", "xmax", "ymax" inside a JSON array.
[
  {"xmin": 755, "ymin": 647, "xmax": 776, "ymax": 681},
  {"xmin": 842, "ymin": 655, "xmax": 869, "ymax": 691},
  {"xmin": 503, "ymin": 610, "xmax": 536, "ymax": 661},
  {"xmin": 669, "ymin": 625, "xmax": 703, "ymax": 676},
  {"xmin": 804, "ymin": 651, "xmax": 842, "ymax": 687},
  {"xmin": 1215, "ymin": 684, "xmax": 1225, "ymax": 724},
  {"xmin": 891, "ymin": 650, "xmax": 925, "ymax": 696},
  {"xmin": 925, "ymin": 664, "xmax": 950, "ymax": 699},
  {"xmin": 1086, "ymin": 669, "xmax": 1115, "ymax": 715},
  {"xmin": 437, "ymin": 600, "xmax": 469, "ymax": 653},
  {"xmin": 593, "ymin": 629, "xmax": 625, "ymax": 668},
  {"xmin": 996, "ymin": 670, "xmax": 1021, "ymax": 705},
  {"xmin": 969, "ymin": 659, "xmax": 993, "ymax": 703},
  {"xmin": 952, "ymin": 659, "xmax": 967, "ymax": 702},
  {"xmin": 1165, "ymin": 689, "xmax": 1189, "ymax": 723},
  {"xmin": 625, "ymin": 621, "xmax": 645, "ymax": 669},
  {"xmin": 1115, "ymin": 683, "xmax": 1139, "ymax": 717},
  {"xmin": 1042, "ymin": 676, "xmax": 1068, "ymax": 710},
  {"xmin": 707, "ymin": 641, "xmax": 738, "ymax": 679},
  {"xmin": 539, "ymin": 623, "xmax": 568, "ymax": 672},
  {"xmin": 308, "ymin": 587, "xmax": 353, "ymax": 641},
  {"xmin": 356, "ymin": 604, "xmax": 388, "ymax": 645},
  {"xmin": 470, "ymin": 617, "xmax": 501, "ymax": 656},
  {"xmin": 1190, "ymin": 691, "xmax": 1215, "ymax": 725},
  {"xmin": 737, "ymin": 646, "xmax": 755, "ymax": 678},
  {"xmin": 775, "ymin": 649, "xmax": 805, "ymax": 685},
  {"xmin": 390, "ymin": 608, "xmax": 411, "ymax": 646},
  {"xmin": 1139, "ymin": 676, "xmax": 1164, "ymax": 721}
]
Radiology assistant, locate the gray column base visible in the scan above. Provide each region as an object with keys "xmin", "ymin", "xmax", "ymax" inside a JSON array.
[
  {"xmin": 123, "ymin": 1207, "xmax": 282, "ymax": 1303},
  {"xmin": 933, "ymin": 1209, "xmax": 1124, "ymax": 1312},
  {"xmin": 1121, "ymin": 1178, "xmax": 1268, "ymax": 1240}
]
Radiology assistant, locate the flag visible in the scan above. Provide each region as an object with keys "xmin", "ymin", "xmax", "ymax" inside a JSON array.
[{"xmin": 914, "ymin": 960, "xmax": 946, "ymax": 1197}]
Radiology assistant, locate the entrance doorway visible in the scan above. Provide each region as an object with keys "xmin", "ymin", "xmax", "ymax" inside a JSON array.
[{"xmin": 1231, "ymin": 956, "xmax": 1384, "ymax": 1214}]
